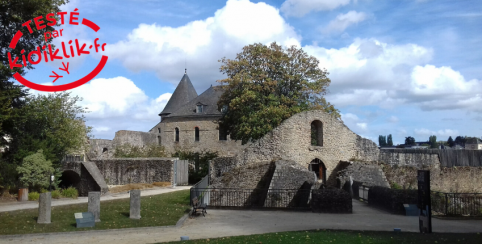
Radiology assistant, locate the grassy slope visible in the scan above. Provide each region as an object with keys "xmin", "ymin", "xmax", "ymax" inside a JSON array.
[{"xmin": 0, "ymin": 189, "xmax": 190, "ymax": 235}]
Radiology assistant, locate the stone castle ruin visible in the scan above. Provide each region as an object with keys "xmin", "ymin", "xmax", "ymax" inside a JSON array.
[{"xmin": 62, "ymin": 70, "xmax": 482, "ymax": 196}]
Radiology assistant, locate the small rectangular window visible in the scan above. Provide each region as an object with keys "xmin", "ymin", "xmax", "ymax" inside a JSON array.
[
  {"xmin": 197, "ymin": 105, "xmax": 203, "ymax": 113},
  {"xmin": 195, "ymin": 127, "xmax": 200, "ymax": 141}
]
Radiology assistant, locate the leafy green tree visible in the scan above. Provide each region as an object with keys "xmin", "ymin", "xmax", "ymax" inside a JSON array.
[
  {"xmin": 447, "ymin": 136, "xmax": 455, "ymax": 147},
  {"xmin": 454, "ymin": 136, "xmax": 466, "ymax": 146},
  {"xmin": 1, "ymin": 0, "xmax": 67, "ymax": 185},
  {"xmin": 405, "ymin": 136, "xmax": 416, "ymax": 146},
  {"xmin": 217, "ymin": 42, "xmax": 340, "ymax": 144},
  {"xmin": 387, "ymin": 134, "xmax": 393, "ymax": 146},
  {"xmin": 429, "ymin": 135, "xmax": 438, "ymax": 148},
  {"xmin": 16, "ymin": 150, "xmax": 55, "ymax": 190},
  {"xmin": 1, "ymin": 92, "xmax": 91, "ymax": 187},
  {"xmin": 378, "ymin": 135, "xmax": 387, "ymax": 147}
]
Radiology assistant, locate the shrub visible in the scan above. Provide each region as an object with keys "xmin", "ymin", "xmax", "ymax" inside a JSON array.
[
  {"xmin": 40, "ymin": 188, "xmax": 48, "ymax": 193},
  {"xmin": 28, "ymin": 192, "xmax": 40, "ymax": 201},
  {"xmin": 311, "ymin": 188, "xmax": 352, "ymax": 213},
  {"xmin": 391, "ymin": 182, "xmax": 402, "ymax": 189},
  {"xmin": 16, "ymin": 150, "xmax": 55, "ymax": 190},
  {"xmin": 368, "ymin": 186, "xmax": 418, "ymax": 214},
  {"xmin": 51, "ymin": 189, "xmax": 62, "ymax": 199},
  {"xmin": 62, "ymin": 187, "xmax": 78, "ymax": 199}
]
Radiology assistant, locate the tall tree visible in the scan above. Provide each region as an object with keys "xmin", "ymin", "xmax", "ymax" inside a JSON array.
[
  {"xmin": 405, "ymin": 136, "xmax": 416, "ymax": 146},
  {"xmin": 429, "ymin": 135, "xmax": 438, "ymax": 148},
  {"xmin": 447, "ymin": 136, "xmax": 455, "ymax": 147},
  {"xmin": 379, "ymin": 135, "xmax": 387, "ymax": 147},
  {"xmin": 387, "ymin": 134, "xmax": 393, "ymax": 146},
  {"xmin": 1, "ymin": 92, "xmax": 91, "ymax": 187},
  {"xmin": 217, "ymin": 42, "xmax": 340, "ymax": 144},
  {"xmin": 454, "ymin": 136, "xmax": 466, "ymax": 146}
]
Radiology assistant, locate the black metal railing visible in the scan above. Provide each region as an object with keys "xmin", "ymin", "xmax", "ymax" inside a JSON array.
[
  {"xmin": 431, "ymin": 191, "xmax": 482, "ymax": 216},
  {"xmin": 190, "ymin": 187, "xmax": 311, "ymax": 210}
]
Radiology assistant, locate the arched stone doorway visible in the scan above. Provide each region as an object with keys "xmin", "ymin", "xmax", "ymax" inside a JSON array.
[
  {"xmin": 59, "ymin": 170, "xmax": 81, "ymax": 189},
  {"xmin": 309, "ymin": 158, "xmax": 326, "ymax": 184}
]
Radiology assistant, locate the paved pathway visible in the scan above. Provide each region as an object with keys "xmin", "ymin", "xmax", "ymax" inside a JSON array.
[
  {"xmin": 0, "ymin": 186, "xmax": 191, "ymax": 213},
  {"xmin": 1, "ymin": 200, "xmax": 481, "ymax": 244}
]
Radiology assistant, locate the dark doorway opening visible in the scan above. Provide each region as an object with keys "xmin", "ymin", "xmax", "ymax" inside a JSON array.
[
  {"xmin": 59, "ymin": 170, "xmax": 81, "ymax": 189},
  {"xmin": 309, "ymin": 158, "xmax": 326, "ymax": 184}
]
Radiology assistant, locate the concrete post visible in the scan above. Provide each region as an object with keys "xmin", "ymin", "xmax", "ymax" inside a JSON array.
[
  {"xmin": 88, "ymin": 191, "xmax": 101, "ymax": 222},
  {"xmin": 130, "ymin": 189, "xmax": 141, "ymax": 219},
  {"xmin": 37, "ymin": 192, "xmax": 51, "ymax": 224}
]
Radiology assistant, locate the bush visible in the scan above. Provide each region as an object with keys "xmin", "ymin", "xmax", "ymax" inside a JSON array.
[
  {"xmin": 51, "ymin": 189, "xmax": 61, "ymax": 199},
  {"xmin": 28, "ymin": 192, "xmax": 39, "ymax": 201},
  {"xmin": 391, "ymin": 182, "xmax": 402, "ymax": 189},
  {"xmin": 173, "ymin": 150, "xmax": 218, "ymax": 184},
  {"xmin": 40, "ymin": 188, "xmax": 48, "ymax": 193},
  {"xmin": 368, "ymin": 186, "xmax": 418, "ymax": 214},
  {"xmin": 16, "ymin": 150, "xmax": 55, "ymax": 190},
  {"xmin": 311, "ymin": 188, "xmax": 352, "ymax": 213},
  {"xmin": 62, "ymin": 187, "xmax": 78, "ymax": 199}
]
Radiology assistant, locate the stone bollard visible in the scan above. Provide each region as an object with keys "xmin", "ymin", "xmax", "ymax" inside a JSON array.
[
  {"xmin": 130, "ymin": 189, "xmax": 141, "ymax": 219},
  {"xmin": 37, "ymin": 192, "xmax": 51, "ymax": 224},
  {"xmin": 88, "ymin": 192, "xmax": 101, "ymax": 222}
]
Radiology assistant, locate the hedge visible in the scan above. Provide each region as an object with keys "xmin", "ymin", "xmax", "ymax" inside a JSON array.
[
  {"xmin": 311, "ymin": 189, "xmax": 352, "ymax": 213},
  {"xmin": 368, "ymin": 186, "xmax": 418, "ymax": 214}
]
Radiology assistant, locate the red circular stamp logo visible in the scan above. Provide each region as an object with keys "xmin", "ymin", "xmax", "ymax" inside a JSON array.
[{"xmin": 8, "ymin": 8, "xmax": 108, "ymax": 92}]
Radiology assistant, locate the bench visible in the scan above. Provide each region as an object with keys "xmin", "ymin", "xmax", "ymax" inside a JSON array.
[{"xmin": 191, "ymin": 196, "xmax": 207, "ymax": 217}]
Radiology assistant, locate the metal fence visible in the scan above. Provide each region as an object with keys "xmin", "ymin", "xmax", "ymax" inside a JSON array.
[
  {"xmin": 190, "ymin": 187, "xmax": 311, "ymax": 210},
  {"xmin": 431, "ymin": 191, "xmax": 482, "ymax": 216}
]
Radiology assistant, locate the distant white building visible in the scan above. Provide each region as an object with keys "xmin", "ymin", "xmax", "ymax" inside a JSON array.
[{"xmin": 465, "ymin": 138, "xmax": 482, "ymax": 150}]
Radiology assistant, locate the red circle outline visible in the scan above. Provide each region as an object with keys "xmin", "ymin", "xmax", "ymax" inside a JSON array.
[{"xmin": 10, "ymin": 16, "xmax": 107, "ymax": 92}]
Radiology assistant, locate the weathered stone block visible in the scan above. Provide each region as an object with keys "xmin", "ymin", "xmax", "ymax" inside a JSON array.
[
  {"xmin": 88, "ymin": 191, "xmax": 101, "ymax": 222},
  {"xmin": 130, "ymin": 189, "xmax": 141, "ymax": 219},
  {"xmin": 37, "ymin": 192, "xmax": 51, "ymax": 224}
]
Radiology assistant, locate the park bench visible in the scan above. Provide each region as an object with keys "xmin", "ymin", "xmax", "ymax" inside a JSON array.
[{"xmin": 191, "ymin": 196, "xmax": 207, "ymax": 217}]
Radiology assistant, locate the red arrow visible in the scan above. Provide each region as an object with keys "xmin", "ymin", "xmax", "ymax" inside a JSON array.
[
  {"xmin": 49, "ymin": 71, "xmax": 63, "ymax": 83},
  {"xmin": 59, "ymin": 62, "xmax": 70, "ymax": 74}
]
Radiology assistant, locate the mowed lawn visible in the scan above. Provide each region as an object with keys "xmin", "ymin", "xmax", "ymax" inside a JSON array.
[
  {"xmin": 167, "ymin": 229, "xmax": 482, "ymax": 244},
  {"xmin": 0, "ymin": 189, "xmax": 190, "ymax": 235}
]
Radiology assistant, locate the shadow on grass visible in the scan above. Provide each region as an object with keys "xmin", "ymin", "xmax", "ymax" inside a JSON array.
[{"xmin": 121, "ymin": 212, "xmax": 129, "ymax": 218}]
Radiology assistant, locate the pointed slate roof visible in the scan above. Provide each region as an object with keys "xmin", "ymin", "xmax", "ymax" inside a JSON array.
[
  {"xmin": 160, "ymin": 70, "xmax": 198, "ymax": 116},
  {"xmin": 166, "ymin": 85, "xmax": 225, "ymax": 118}
]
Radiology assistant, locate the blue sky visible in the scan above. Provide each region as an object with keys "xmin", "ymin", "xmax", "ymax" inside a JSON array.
[{"xmin": 23, "ymin": 0, "xmax": 482, "ymax": 145}]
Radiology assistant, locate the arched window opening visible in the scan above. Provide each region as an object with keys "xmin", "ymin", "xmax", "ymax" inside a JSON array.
[
  {"xmin": 158, "ymin": 128, "xmax": 161, "ymax": 133},
  {"xmin": 309, "ymin": 158, "xmax": 326, "ymax": 184},
  {"xmin": 175, "ymin": 128, "xmax": 179, "ymax": 142},
  {"xmin": 311, "ymin": 120, "xmax": 323, "ymax": 146},
  {"xmin": 195, "ymin": 127, "xmax": 200, "ymax": 141}
]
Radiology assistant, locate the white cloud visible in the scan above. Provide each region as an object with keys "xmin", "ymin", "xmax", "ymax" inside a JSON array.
[
  {"xmin": 356, "ymin": 122, "xmax": 367, "ymax": 130},
  {"xmin": 414, "ymin": 128, "xmax": 459, "ymax": 137},
  {"xmin": 388, "ymin": 116, "xmax": 399, "ymax": 123},
  {"xmin": 280, "ymin": 0, "xmax": 351, "ymax": 17},
  {"xmin": 106, "ymin": 0, "xmax": 301, "ymax": 90},
  {"xmin": 323, "ymin": 11, "xmax": 367, "ymax": 34}
]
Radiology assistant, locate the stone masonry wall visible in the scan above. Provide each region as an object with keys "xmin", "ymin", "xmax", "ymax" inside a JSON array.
[
  {"xmin": 337, "ymin": 161, "xmax": 390, "ymax": 188},
  {"xmin": 235, "ymin": 110, "xmax": 380, "ymax": 186},
  {"xmin": 87, "ymin": 131, "xmax": 159, "ymax": 160},
  {"xmin": 150, "ymin": 117, "xmax": 242, "ymax": 157},
  {"xmin": 92, "ymin": 158, "xmax": 175, "ymax": 185},
  {"xmin": 209, "ymin": 157, "xmax": 237, "ymax": 184}
]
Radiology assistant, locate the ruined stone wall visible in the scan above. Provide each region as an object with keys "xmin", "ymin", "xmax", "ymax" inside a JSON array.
[
  {"xmin": 92, "ymin": 158, "xmax": 175, "ymax": 185},
  {"xmin": 113, "ymin": 130, "xmax": 158, "ymax": 147},
  {"xmin": 235, "ymin": 110, "xmax": 380, "ymax": 185},
  {"xmin": 209, "ymin": 157, "xmax": 237, "ymax": 183},
  {"xmin": 87, "ymin": 139, "xmax": 114, "ymax": 160},
  {"xmin": 210, "ymin": 161, "xmax": 274, "ymax": 189},
  {"xmin": 269, "ymin": 160, "xmax": 316, "ymax": 190},
  {"xmin": 378, "ymin": 150, "xmax": 440, "ymax": 168},
  {"xmin": 150, "ymin": 117, "xmax": 242, "ymax": 157},
  {"xmin": 337, "ymin": 161, "xmax": 390, "ymax": 188}
]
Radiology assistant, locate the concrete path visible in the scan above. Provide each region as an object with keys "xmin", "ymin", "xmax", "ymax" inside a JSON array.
[
  {"xmin": 1, "ymin": 200, "xmax": 481, "ymax": 244},
  {"xmin": 0, "ymin": 186, "xmax": 191, "ymax": 213}
]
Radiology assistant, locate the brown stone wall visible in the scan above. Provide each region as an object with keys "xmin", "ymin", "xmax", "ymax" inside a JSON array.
[
  {"xmin": 235, "ymin": 110, "xmax": 380, "ymax": 185},
  {"xmin": 150, "ymin": 117, "xmax": 242, "ymax": 157},
  {"xmin": 92, "ymin": 158, "xmax": 175, "ymax": 185}
]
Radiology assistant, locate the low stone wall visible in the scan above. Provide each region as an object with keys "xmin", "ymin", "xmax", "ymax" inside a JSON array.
[
  {"xmin": 92, "ymin": 158, "xmax": 175, "ymax": 185},
  {"xmin": 209, "ymin": 157, "xmax": 238, "ymax": 184},
  {"xmin": 379, "ymin": 150, "xmax": 440, "ymax": 168},
  {"xmin": 311, "ymin": 189, "xmax": 352, "ymax": 213},
  {"xmin": 210, "ymin": 161, "xmax": 274, "ymax": 189},
  {"xmin": 337, "ymin": 161, "xmax": 390, "ymax": 188}
]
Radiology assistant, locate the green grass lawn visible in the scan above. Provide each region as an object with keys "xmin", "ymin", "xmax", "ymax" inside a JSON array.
[
  {"xmin": 0, "ymin": 189, "xmax": 190, "ymax": 235},
  {"xmin": 167, "ymin": 229, "xmax": 482, "ymax": 244}
]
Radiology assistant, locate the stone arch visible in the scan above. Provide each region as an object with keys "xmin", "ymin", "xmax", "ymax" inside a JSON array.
[
  {"xmin": 311, "ymin": 120, "xmax": 323, "ymax": 146},
  {"xmin": 102, "ymin": 147, "xmax": 108, "ymax": 153},
  {"xmin": 309, "ymin": 158, "xmax": 327, "ymax": 184},
  {"xmin": 195, "ymin": 127, "xmax": 200, "ymax": 141},
  {"xmin": 175, "ymin": 127, "xmax": 179, "ymax": 142},
  {"xmin": 59, "ymin": 170, "xmax": 81, "ymax": 189}
]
